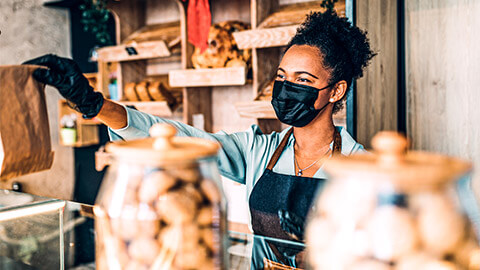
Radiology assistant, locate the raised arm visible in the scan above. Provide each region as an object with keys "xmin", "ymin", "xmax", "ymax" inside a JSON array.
[{"xmin": 23, "ymin": 54, "xmax": 253, "ymax": 184}]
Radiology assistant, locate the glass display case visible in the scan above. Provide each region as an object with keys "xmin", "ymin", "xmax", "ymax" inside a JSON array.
[
  {"xmin": 0, "ymin": 189, "xmax": 307, "ymax": 270},
  {"xmin": 0, "ymin": 190, "xmax": 65, "ymax": 269}
]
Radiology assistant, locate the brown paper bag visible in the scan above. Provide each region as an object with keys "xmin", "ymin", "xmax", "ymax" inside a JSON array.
[{"xmin": 0, "ymin": 65, "xmax": 54, "ymax": 180}]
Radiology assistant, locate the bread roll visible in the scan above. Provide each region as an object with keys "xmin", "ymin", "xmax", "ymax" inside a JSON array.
[
  {"xmin": 147, "ymin": 81, "xmax": 166, "ymax": 101},
  {"xmin": 124, "ymin": 82, "xmax": 140, "ymax": 101},
  {"xmin": 135, "ymin": 81, "xmax": 152, "ymax": 101}
]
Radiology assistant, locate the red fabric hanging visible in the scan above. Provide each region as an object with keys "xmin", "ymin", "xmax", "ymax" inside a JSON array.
[{"xmin": 182, "ymin": 0, "xmax": 211, "ymax": 52}]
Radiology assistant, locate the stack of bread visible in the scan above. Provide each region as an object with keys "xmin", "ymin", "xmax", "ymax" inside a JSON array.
[{"xmin": 123, "ymin": 80, "xmax": 180, "ymax": 107}]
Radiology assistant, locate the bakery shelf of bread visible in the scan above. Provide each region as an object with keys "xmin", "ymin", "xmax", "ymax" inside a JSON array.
[
  {"xmin": 168, "ymin": 66, "xmax": 247, "ymax": 87},
  {"xmin": 167, "ymin": 20, "xmax": 251, "ymax": 88},
  {"xmin": 233, "ymin": 1, "xmax": 345, "ymax": 49},
  {"xmin": 119, "ymin": 78, "xmax": 181, "ymax": 116}
]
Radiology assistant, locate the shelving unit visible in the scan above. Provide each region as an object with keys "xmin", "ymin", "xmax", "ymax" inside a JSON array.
[
  {"xmin": 96, "ymin": 0, "xmax": 183, "ymax": 118},
  {"xmin": 172, "ymin": 0, "xmax": 253, "ymax": 132},
  {"xmin": 94, "ymin": 0, "xmax": 352, "ymax": 134}
]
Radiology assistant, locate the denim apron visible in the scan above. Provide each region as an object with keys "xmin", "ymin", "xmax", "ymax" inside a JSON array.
[{"xmin": 249, "ymin": 128, "xmax": 341, "ymax": 269}]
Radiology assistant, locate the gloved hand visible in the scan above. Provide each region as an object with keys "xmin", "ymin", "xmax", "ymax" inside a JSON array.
[{"xmin": 23, "ymin": 54, "xmax": 104, "ymax": 119}]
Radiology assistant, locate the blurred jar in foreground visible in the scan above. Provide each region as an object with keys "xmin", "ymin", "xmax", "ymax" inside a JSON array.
[
  {"xmin": 93, "ymin": 124, "xmax": 227, "ymax": 270},
  {"xmin": 306, "ymin": 131, "xmax": 479, "ymax": 270}
]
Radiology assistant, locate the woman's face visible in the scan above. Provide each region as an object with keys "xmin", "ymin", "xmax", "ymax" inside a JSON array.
[{"xmin": 276, "ymin": 45, "xmax": 334, "ymax": 110}]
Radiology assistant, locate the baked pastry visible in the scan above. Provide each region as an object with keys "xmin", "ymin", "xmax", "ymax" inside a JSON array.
[
  {"xmin": 135, "ymin": 81, "xmax": 152, "ymax": 101},
  {"xmin": 124, "ymin": 82, "xmax": 140, "ymax": 101},
  {"xmin": 191, "ymin": 21, "xmax": 251, "ymax": 69},
  {"xmin": 147, "ymin": 81, "xmax": 166, "ymax": 101}
]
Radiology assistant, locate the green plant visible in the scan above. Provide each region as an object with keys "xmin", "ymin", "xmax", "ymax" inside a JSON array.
[
  {"xmin": 320, "ymin": 0, "xmax": 339, "ymax": 12},
  {"xmin": 79, "ymin": 0, "xmax": 112, "ymax": 46}
]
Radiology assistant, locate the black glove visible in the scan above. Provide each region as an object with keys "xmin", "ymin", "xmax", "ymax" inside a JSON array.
[
  {"xmin": 23, "ymin": 54, "xmax": 104, "ymax": 119},
  {"xmin": 278, "ymin": 209, "xmax": 305, "ymax": 241}
]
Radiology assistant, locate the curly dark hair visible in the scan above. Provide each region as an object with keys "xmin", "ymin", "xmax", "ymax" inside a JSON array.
[{"xmin": 286, "ymin": 11, "xmax": 376, "ymax": 113}]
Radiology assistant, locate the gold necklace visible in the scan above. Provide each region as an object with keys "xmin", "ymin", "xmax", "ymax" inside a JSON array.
[{"xmin": 294, "ymin": 147, "xmax": 332, "ymax": 176}]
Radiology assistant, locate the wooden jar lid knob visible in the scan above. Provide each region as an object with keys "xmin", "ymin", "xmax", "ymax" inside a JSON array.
[
  {"xmin": 372, "ymin": 131, "xmax": 409, "ymax": 164},
  {"xmin": 150, "ymin": 124, "xmax": 177, "ymax": 150}
]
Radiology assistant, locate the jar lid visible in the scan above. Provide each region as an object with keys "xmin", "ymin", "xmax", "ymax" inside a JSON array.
[
  {"xmin": 324, "ymin": 131, "xmax": 472, "ymax": 191},
  {"xmin": 105, "ymin": 124, "xmax": 220, "ymax": 164}
]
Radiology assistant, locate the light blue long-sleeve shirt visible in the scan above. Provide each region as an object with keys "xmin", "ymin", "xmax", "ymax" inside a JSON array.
[{"xmin": 109, "ymin": 107, "xmax": 365, "ymax": 201}]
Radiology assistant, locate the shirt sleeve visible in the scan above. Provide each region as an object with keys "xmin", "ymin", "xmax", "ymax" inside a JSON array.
[{"xmin": 108, "ymin": 106, "xmax": 257, "ymax": 184}]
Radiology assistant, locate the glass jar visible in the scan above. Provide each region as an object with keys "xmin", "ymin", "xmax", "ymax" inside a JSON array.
[
  {"xmin": 306, "ymin": 132, "xmax": 479, "ymax": 270},
  {"xmin": 94, "ymin": 124, "xmax": 227, "ymax": 270}
]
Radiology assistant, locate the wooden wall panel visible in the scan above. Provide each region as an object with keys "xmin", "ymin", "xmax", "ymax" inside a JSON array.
[
  {"xmin": 406, "ymin": 0, "xmax": 480, "ymax": 185},
  {"xmin": 356, "ymin": 0, "xmax": 398, "ymax": 148}
]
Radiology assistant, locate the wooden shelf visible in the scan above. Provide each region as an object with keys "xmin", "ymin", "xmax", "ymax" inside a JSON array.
[
  {"xmin": 121, "ymin": 101, "xmax": 174, "ymax": 117},
  {"xmin": 235, "ymin": 100, "xmax": 347, "ymax": 127},
  {"xmin": 97, "ymin": 40, "xmax": 171, "ymax": 62},
  {"xmin": 233, "ymin": 1, "xmax": 346, "ymax": 50},
  {"xmin": 235, "ymin": 100, "xmax": 276, "ymax": 119},
  {"xmin": 233, "ymin": 25, "xmax": 298, "ymax": 49},
  {"xmin": 168, "ymin": 67, "xmax": 247, "ymax": 87}
]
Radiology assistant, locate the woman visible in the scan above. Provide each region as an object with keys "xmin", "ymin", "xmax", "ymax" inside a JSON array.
[{"xmin": 25, "ymin": 11, "xmax": 374, "ymax": 269}]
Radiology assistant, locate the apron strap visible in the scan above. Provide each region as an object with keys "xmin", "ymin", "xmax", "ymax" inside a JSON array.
[
  {"xmin": 333, "ymin": 128, "xmax": 342, "ymax": 155},
  {"xmin": 266, "ymin": 128, "xmax": 294, "ymax": 170}
]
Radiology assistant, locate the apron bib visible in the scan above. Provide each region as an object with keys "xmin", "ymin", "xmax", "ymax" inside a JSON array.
[{"xmin": 249, "ymin": 128, "xmax": 341, "ymax": 269}]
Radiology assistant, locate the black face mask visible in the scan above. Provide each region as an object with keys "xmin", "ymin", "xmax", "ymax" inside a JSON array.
[{"xmin": 271, "ymin": 80, "xmax": 334, "ymax": 127}]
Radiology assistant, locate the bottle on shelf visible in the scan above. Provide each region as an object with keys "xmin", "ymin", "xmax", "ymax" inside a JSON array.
[{"xmin": 108, "ymin": 71, "xmax": 120, "ymax": 101}]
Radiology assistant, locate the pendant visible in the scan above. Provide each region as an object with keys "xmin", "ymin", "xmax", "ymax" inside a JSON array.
[{"xmin": 297, "ymin": 170, "xmax": 303, "ymax": 176}]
